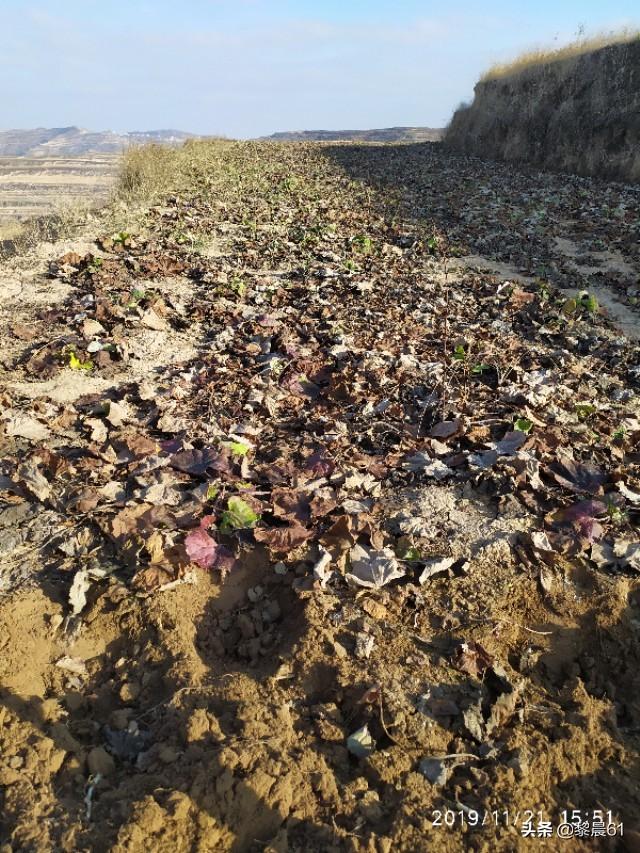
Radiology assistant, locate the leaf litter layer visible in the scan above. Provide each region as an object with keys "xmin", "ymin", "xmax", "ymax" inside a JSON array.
[{"xmin": 0, "ymin": 139, "xmax": 639, "ymax": 851}]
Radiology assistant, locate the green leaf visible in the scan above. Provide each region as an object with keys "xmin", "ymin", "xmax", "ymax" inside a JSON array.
[
  {"xmin": 471, "ymin": 362, "xmax": 491, "ymax": 375},
  {"xmin": 575, "ymin": 403, "xmax": 596, "ymax": 420},
  {"xmin": 206, "ymin": 484, "xmax": 220, "ymax": 501},
  {"xmin": 452, "ymin": 345, "xmax": 466, "ymax": 362},
  {"xmin": 403, "ymin": 546, "xmax": 422, "ymax": 561},
  {"xmin": 220, "ymin": 496, "xmax": 259, "ymax": 532},
  {"xmin": 223, "ymin": 440, "xmax": 250, "ymax": 458},
  {"xmin": 514, "ymin": 417, "xmax": 533, "ymax": 433},
  {"xmin": 580, "ymin": 292, "xmax": 598, "ymax": 313}
]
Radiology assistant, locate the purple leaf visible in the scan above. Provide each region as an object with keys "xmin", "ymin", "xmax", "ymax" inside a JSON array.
[
  {"xmin": 185, "ymin": 527, "xmax": 235, "ymax": 572},
  {"xmin": 551, "ymin": 500, "xmax": 607, "ymax": 545}
]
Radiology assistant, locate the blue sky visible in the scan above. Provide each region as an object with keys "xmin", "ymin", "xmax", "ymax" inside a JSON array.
[{"xmin": 1, "ymin": 1, "xmax": 638, "ymax": 137}]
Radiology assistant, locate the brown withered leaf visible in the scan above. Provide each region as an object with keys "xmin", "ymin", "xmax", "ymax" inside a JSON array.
[
  {"xmin": 11, "ymin": 323, "xmax": 39, "ymax": 341},
  {"xmin": 547, "ymin": 457, "xmax": 607, "ymax": 495},
  {"xmin": 170, "ymin": 447, "xmax": 232, "ymax": 477},
  {"xmin": 303, "ymin": 449, "xmax": 335, "ymax": 478},
  {"xmin": 452, "ymin": 641, "xmax": 495, "ymax": 679},
  {"xmin": 254, "ymin": 523, "xmax": 313, "ymax": 553},
  {"xmin": 309, "ymin": 488, "xmax": 338, "ymax": 518},
  {"xmin": 67, "ymin": 487, "xmax": 101, "ymax": 514},
  {"xmin": 429, "ymin": 419, "xmax": 462, "ymax": 440},
  {"xmin": 271, "ymin": 487, "xmax": 311, "ymax": 524},
  {"xmin": 56, "ymin": 251, "xmax": 83, "ymax": 267},
  {"xmin": 109, "ymin": 504, "xmax": 152, "ymax": 540},
  {"xmin": 320, "ymin": 514, "xmax": 357, "ymax": 549},
  {"xmin": 132, "ymin": 563, "xmax": 180, "ymax": 591}
]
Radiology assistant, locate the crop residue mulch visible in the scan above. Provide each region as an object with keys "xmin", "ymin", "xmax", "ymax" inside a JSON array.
[{"xmin": 0, "ymin": 141, "xmax": 639, "ymax": 852}]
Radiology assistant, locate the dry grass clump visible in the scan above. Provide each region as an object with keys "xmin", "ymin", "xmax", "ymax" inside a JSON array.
[
  {"xmin": 117, "ymin": 143, "xmax": 182, "ymax": 202},
  {"xmin": 0, "ymin": 140, "xmax": 232, "ymax": 260},
  {"xmin": 481, "ymin": 28, "xmax": 640, "ymax": 81},
  {"xmin": 116, "ymin": 138, "xmax": 230, "ymax": 203}
]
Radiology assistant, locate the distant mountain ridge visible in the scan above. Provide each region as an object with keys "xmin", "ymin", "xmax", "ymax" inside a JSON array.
[
  {"xmin": 0, "ymin": 127, "xmax": 196, "ymax": 157},
  {"xmin": 262, "ymin": 127, "xmax": 443, "ymax": 143}
]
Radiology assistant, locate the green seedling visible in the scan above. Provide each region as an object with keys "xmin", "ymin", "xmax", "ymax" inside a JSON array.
[
  {"xmin": 229, "ymin": 276, "xmax": 246, "ymax": 296},
  {"xmin": 612, "ymin": 425, "xmax": 626, "ymax": 441},
  {"xmin": 452, "ymin": 345, "xmax": 466, "ymax": 362},
  {"xmin": 126, "ymin": 288, "xmax": 146, "ymax": 308},
  {"xmin": 580, "ymin": 292, "xmax": 598, "ymax": 313},
  {"xmin": 606, "ymin": 502, "xmax": 628, "ymax": 525},
  {"xmin": 538, "ymin": 279, "xmax": 551, "ymax": 300},
  {"xmin": 353, "ymin": 234, "xmax": 373, "ymax": 254},
  {"xmin": 223, "ymin": 440, "xmax": 250, "ymax": 458},
  {"xmin": 575, "ymin": 402, "xmax": 597, "ymax": 420},
  {"xmin": 514, "ymin": 417, "xmax": 533, "ymax": 433},
  {"xmin": 67, "ymin": 349, "xmax": 93, "ymax": 371}
]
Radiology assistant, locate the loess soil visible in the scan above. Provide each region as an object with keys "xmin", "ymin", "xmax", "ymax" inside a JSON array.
[
  {"xmin": 445, "ymin": 37, "xmax": 640, "ymax": 183},
  {"xmin": 0, "ymin": 141, "xmax": 639, "ymax": 852}
]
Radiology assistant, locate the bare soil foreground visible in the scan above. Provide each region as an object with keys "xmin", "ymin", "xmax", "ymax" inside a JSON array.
[{"xmin": 0, "ymin": 141, "xmax": 639, "ymax": 852}]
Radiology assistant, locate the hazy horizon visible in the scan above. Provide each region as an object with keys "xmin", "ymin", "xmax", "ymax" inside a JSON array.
[{"xmin": 2, "ymin": 1, "xmax": 639, "ymax": 139}]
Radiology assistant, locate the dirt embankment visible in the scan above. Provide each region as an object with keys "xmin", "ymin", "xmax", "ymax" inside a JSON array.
[{"xmin": 445, "ymin": 38, "xmax": 640, "ymax": 182}]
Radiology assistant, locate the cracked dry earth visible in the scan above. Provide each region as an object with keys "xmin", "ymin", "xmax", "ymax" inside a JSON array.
[{"xmin": 0, "ymin": 140, "xmax": 639, "ymax": 852}]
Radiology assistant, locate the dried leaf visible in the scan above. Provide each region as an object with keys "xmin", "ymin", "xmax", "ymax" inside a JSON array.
[
  {"xmin": 495, "ymin": 430, "xmax": 527, "ymax": 456},
  {"xmin": 548, "ymin": 457, "xmax": 606, "ymax": 495},
  {"xmin": 591, "ymin": 540, "xmax": 640, "ymax": 572},
  {"xmin": 429, "ymin": 419, "xmax": 461, "ymax": 440},
  {"xmin": 346, "ymin": 543, "xmax": 405, "ymax": 589},
  {"xmin": 452, "ymin": 641, "xmax": 494, "ymax": 679},
  {"xmin": 404, "ymin": 453, "xmax": 452, "ymax": 479},
  {"xmin": 271, "ymin": 487, "xmax": 311, "ymax": 524},
  {"xmin": 419, "ymin": 758, "xmax": 451, "ymax": 786},
  {"xmin": 346, "ymin": 724, "xmax": 375, "ymax": 758},
  {"xmin": 68, "ymin": 570, "xmax": 91, "ymax": 616},
  {"xmin": 2, "ymin": 411, "xmax": 51, "ymax": 442},
  {"xmin": 170, "ymin": 448, "xmax": 224, "ymax": 476},
  {"xmin": 254, "ymin": 523, "xmax": 313, "ymax": 553},
  {"xmin": 418, "ymin": 556, "xmax": 456, "ymax": 584},
  {"xmin": 55, "ymin": 656, "xmax": 87, "ymax": 676}
]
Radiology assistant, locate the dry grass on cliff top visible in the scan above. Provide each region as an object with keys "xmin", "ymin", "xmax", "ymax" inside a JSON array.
[{"xmin": 481, "ymin": 28, "xmax": 640, "ymax": 81}]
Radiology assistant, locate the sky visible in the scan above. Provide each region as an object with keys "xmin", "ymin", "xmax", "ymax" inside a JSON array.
[{"xmin": 1, "ymin": 1, "xmax": 639, "ymax": 138}]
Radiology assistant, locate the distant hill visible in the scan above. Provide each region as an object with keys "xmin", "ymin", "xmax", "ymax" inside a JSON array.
[
  {"xmin": 0, "ymin": 127, "xmax": 196, "ymax": 157},
  {"xmin": 262, "ymin": 127, "xmax": 443, "ymax": 143}
]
